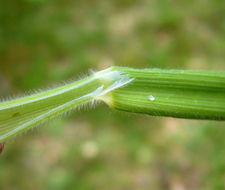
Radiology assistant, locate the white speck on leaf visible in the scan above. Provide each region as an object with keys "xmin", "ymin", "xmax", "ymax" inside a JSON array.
[{"xmin": 148, "ymin": 95, "xmax": 155, "ymax": 101}]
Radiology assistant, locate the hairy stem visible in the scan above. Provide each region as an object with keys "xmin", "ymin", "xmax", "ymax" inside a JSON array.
[{"xmin": 0, "ymin": 67, "xmax": 133, "ymax": 141}]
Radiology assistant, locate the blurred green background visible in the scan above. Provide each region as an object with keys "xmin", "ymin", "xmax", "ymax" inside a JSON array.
[{"xmin": 0, "ymin": 0, "xmax": 225, "ymax": 189}]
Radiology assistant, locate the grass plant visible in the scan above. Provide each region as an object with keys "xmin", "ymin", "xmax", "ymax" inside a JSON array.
[{"xmin": 0, "ymin": 67, "xmax": 225, "ymax": 141}]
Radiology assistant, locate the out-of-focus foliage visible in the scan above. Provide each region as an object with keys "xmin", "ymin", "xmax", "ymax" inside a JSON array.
[{"xmin": 0, "ymin": 0, "xmax": 224, "ymax": 189}]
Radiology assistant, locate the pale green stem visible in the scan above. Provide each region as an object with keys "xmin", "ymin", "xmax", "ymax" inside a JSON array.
[{"xmin": 0, "ymin": 67, "xmax": 133, "ymax": 141}]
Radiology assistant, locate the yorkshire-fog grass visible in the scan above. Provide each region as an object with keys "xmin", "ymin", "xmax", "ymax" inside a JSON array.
[{"xmin": 0, "ymin": 66, "xmax": 225, "ymax": 141}]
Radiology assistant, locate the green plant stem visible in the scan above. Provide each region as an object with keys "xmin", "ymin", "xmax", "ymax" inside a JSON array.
[
  {"xmin": 1, "ymin": 66, "xmax": 225, "ymax": 142},
  {"xmin": 107, "ymin": 67, "xmax": 225, "ymax": 120}
]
